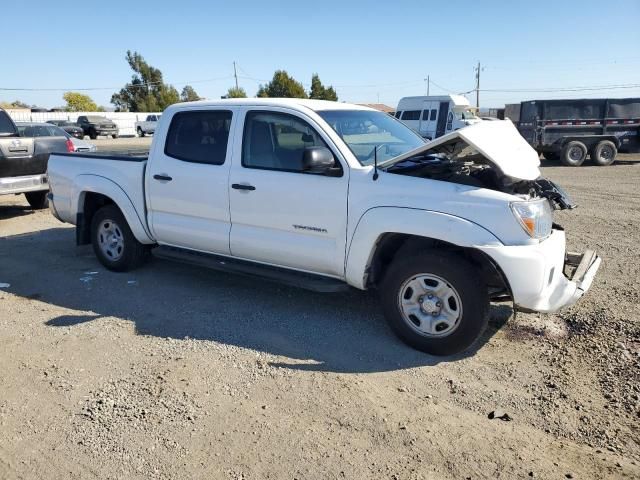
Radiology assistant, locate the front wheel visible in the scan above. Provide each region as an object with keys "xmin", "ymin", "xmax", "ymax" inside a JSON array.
[
  {"xmin": 91, "ymin": 205, "xmax": 147, "ymax": 272},
  {"xmin": 89, "ymin": 129, "xmax": 97, "ymax": 140},
  {"xmin": 112, "ymin": 134, "xmax": 119, "ymax": 139},
  {"xmin": 25, "ymin": 191, "xmax": 48, "ymax": 209},
  {"xmin": 380, "ymin": 251, "xmax": 489, "ymax": 356},
  {"xmin": 137, "ymin": 127, "xmax": 145, "ymax": 137}
]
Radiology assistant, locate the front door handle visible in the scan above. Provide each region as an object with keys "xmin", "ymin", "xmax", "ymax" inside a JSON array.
[
  {"xmin": 153, "ymin": 174, "xmax": 172, "ymax": 181},
  {"xmin": 231, "ymin": 183, "xmax": 256, "ymax": 191}
]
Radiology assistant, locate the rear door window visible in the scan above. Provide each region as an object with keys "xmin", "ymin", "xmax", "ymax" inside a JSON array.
[
  {"xmin": 430, "ymin": 109, "xmax": 437, "ymax": 121},
  {"xmin": 164, "ymin": 110, "xmax": 232, "ymax": 165}
]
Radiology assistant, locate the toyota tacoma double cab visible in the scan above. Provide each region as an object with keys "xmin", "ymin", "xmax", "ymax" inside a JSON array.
[
  {"xmin": 0, "ymin": 108, "xmax": 72, "ymax": 209},
  {"xmin": 47, "ymin": 99, "xmax": 601, "ymax": 356}
]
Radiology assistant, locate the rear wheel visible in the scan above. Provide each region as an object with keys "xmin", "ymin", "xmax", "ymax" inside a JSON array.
[
  {"xmin": 542, "ymin": 151, "xmax": 559, "ymax": 161},
  {"xmin": 561, "ymin": 141, "xmax": 587, "ymax": 166},
  {"xmin": 137, "ymin": 127, "xmax": 145, "ymax": 137},
  {"xmin": 25, "ymin": 191, "xmax": 48, "ymax": 209},
  {"xmin": 591, "ymin": 140, "xmax": 617, "ymax": 166},
  {"xmin": 91, "ymin": 205, "xmax": 147, "ymax": 272},
  {"xmin": 112, "ymin": 134, "xmax": 119, "ymax": 139},
  {"xmin": 379, "ymin": 250, "xmax": 489, "ymax": 356}
]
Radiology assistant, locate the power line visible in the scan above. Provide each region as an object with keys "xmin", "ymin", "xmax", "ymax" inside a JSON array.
[
  {"xmin": 0, "ymin": 75, "xmax": 234, "ymax": 92},
  {"xmin": 480, "ymin": 83, "xmax": 640, "ymax": 93}
]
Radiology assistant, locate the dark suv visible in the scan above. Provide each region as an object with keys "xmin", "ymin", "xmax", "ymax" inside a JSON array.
[{"xmin": 77, "ymin": 115, "xmax": 119, "ymax": 139}]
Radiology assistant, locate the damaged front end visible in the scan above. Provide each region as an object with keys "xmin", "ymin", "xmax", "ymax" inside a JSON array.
[{"xmin": 383, "ymin": 120, "xmax": 576, "ymax": 211}]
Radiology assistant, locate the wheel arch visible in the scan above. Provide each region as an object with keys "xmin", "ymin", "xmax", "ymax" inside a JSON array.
[
  {"xmin": 75, "ymin": 176, "xmax": 154, "ymax": 246},
  {"xmin": 345, "ymin": 207, "xmax": 507, "ymax": 292}
]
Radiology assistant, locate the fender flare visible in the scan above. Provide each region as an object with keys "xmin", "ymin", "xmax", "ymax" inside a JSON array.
[
  {"xmin": 75, "ymin": 174, "xmax": 154, "ymax": 244},
  {"xmin": 345, "ymin": 207, "xmax": 503, "ymax": 289}
]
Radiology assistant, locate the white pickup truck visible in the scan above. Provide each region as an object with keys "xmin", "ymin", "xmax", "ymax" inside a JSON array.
[
  {"xmin": 47, "ymin": 99, "xmax": 601, "ymax": 356},
  {"xmin": 135, "ymin": 114, "xmax": 161, "ymax": 137}
]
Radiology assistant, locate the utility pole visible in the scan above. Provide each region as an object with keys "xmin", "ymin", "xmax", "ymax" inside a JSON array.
[
  {"xmin": 424, "ymin": 75, "xmax": 430, "ymax": 96},
  {"xmin": 233, "ymin": 61, "xmax": 239, "ymax": 89},
  {"xmin": 474, "ymin": 61, "xmax": 481, "ymax": 108}
]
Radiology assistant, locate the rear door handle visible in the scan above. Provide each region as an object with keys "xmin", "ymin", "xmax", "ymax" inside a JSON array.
[
  {"xmin": 153, "ymin": 174, "xmax": 172, "ymax": 181},
  {"xmin": 231, "ymin": 183, "xmax": 256, "ymax": 191}
]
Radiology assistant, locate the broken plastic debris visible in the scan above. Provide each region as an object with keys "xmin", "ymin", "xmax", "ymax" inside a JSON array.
[
  {"xmin": 488, "ymin": 410, "xmax": 512, "ymax": 421},
  {"xmin": 0, "ymin": 283, "xmax": 10, "ymax": 289}
]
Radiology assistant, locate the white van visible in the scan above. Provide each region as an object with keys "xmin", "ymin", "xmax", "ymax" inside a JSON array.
[{"xmin": 396, "ymin": 95, "xmax": 481, "ymax": 140}]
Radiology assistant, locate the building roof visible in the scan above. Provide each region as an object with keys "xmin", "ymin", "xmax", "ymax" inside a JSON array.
[{"xmin": 356, "ymin": 103, "xmax": 395, "ymax": 113}]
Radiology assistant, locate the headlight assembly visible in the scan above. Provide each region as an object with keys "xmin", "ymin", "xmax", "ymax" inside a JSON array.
[{"xmin": 510, "ymin": 198, "xmax": 553, "ymax": 239}]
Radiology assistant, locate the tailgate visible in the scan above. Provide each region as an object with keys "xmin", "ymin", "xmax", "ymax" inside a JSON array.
[{"xmin": 0, "ymin": 137, "xmax": 39, "ymax": 177}]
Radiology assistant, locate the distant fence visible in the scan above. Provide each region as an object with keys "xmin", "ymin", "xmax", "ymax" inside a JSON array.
[{"xmin": 6, "ymin": 110, "xmax": 161, "ymax": 137}]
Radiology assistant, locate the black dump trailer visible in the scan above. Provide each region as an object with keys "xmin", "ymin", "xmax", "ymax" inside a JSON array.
[{"xmin": 514, "ymin": 98, "xmax": 640, "ymax": 166}]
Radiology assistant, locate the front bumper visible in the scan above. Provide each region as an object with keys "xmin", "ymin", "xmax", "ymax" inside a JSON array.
[
  {"xmin": 478, "ymin": 230, "xmax": 601, "ymax": 313},
  {"xmin": 0, "ymin": 174, "xmax": 48, "ymax": 195}
]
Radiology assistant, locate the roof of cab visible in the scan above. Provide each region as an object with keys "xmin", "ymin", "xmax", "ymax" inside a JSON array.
[{"xmin": 166, "ymin": 98, "xmax": 375, "ymax": 114}]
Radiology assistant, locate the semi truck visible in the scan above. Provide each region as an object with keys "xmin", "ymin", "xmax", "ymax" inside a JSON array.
[{"xmin": 510, "ymin": 98, "xmax": 640, "ymax": 166}]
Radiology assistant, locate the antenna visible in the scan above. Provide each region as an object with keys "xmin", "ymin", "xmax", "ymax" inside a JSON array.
[{"xmin": 373, "ymin": 146, "xmax": 379, "ymax": 181}]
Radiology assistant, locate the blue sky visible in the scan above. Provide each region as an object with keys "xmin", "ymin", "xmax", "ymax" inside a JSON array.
[{"xmin": 3, "ymin": 0, "xmax": 639, "ymax": 109}]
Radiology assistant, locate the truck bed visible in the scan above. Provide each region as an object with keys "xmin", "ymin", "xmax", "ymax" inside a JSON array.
[{"xmin": 47, "ymin": 151, "xmax": 149, "ymax": 229}]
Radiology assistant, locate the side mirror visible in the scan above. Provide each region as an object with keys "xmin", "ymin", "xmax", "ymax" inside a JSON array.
[{"xmin": 302, "ymin": 146, "xmax": 336, "ymax": 174}]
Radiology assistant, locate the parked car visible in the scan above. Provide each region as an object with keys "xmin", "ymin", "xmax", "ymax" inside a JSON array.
[
  {"xmin": 396, "ymin": 95, "xmax": 482, "ymax": 140},
  {"xmin": 0, "ymin": 113, "xmax": 71, "ymax": 209},
  {"xmin": 77, "ymin": 115, "xmax": 119, "ymax": 139},
  {"xmin": 18, "ymin": 122, "xmax": 96, "ymax": 153},
  {"xmin": 47, "ymin": 99, "xmax": 600, "ymax": 356},
  {"xmin": 46, "ymin": 120, "xmax": 84, "ymax": 139},
  {"xmin": 135, "ymin": 114, "xmax": 161, "ymax": 137},
  {"xmin": 509, "ymin": 98, "xmax": 640, "ymax": 166}
]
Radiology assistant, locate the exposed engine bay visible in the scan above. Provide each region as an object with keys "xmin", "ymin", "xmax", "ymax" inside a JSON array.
[{"xmin": 385, "ymin": 138, "xmax": 576, "ymax": 210}]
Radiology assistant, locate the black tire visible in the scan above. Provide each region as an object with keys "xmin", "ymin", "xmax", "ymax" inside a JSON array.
[
  {"xmin": 561, "ymin": 141, "xmax": 587, "ymax": 167},
  {"xmin": 379, "ymin": 250, "xmax": 489, "ymax": 356},
  {"xmin": 137, "ymin": 127, "xmax": 145, "ymax": 137},
  {"xmin": 542, "ymin": 151, "xmax": 559, "ymax": 161},
  {"xmin": 25, "ymin": 191, "xmax": 48, "ymax": 209},
  {"xmin": 112, "ymin": 134, "xmax": 119, "ymax": 139},
  {"xmin": 590, "ymin": 140, "xmax": 617, "ymax": 166},
  {"xmin": 91, "ymin": 205, "xmax": 147, "ymax": 272},
  {"xmin": 89, "ymin": 129, "xmax": 97, "ymax": 140}
]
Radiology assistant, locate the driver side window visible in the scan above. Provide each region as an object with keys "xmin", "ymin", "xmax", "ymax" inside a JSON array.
[{"xmin": 242, "ymin": 111, "xmax": 335, "ymax": 173}]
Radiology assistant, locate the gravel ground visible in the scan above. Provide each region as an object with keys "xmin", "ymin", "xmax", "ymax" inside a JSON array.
[{"xmin": 0, "ymin": 152, "xmax": 639, "ymax": 479}]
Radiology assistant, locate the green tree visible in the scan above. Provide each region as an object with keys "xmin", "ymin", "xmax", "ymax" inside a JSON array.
[
  {"xmin": 256, "ymin": 70, "xmax": 307, "ymax": 98},
  {"xmin": 0, "ymin": 100, "xmax": 31, "ymax": 109},
  {"xmin": 226, "ymin": 86, "xmax": 247, "ymax": 98},
  {"xmin": 180, "ymin": 85, "xmax": 201, "ymax": 102},
  {"xmin": 63, "ymin": 92, "xmax": 99, "ymax": 111},
  {"xmin": 111, "ymin": 51, "xmax": 180, "ymax": 111},
  {"xmin": 309, "ymin": 74, "xmax": 338, "ymax": 101}
]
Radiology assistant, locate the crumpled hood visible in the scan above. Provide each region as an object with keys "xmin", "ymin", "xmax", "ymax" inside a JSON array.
[{"xmin": 381, "ymin": 120, "xmax": 541, "ymax": 181}]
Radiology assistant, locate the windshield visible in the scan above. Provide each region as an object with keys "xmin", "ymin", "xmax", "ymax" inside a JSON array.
[
  {"xmin": 317, "ymin": 110, "xmax": 425, "ymax": 165},
  {"xmin": 87, "ymin": 116, "xmax": 107, "ymax": 122},
  {"xmin": 454, "ymin": 109, "xmax": 477, "ymax": 120}
]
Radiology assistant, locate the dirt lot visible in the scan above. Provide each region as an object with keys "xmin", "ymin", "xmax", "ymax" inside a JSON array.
[{"xmin": 1, "ymin": 149, "xmax": 639, "ymax": 479}]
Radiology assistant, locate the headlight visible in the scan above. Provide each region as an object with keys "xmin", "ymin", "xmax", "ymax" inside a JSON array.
[{"xmin": 510, "ymin": 198, "xmax": 553, "ymax": 239}]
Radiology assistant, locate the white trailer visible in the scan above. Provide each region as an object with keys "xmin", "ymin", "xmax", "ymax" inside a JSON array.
[{"xmin": 396, "ymin": 95, "xmax": 481, "ymax": 140}]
